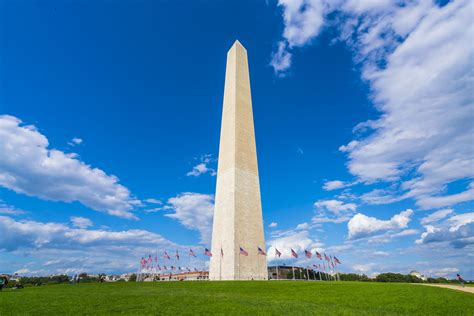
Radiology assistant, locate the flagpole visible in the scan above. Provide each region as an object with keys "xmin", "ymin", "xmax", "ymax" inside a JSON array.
[
  {"xmin": 257, "ymin": 249, "xmax": 259, "ymax": 280},
  {"xmin": 238, "ymin": 246, "xmax": 241, "ymax": 280},
  {"xmin": 275, "ymin": 249, "xmax": 279, "ymax": 281},
  {"xmin": 219, "ymin": 246, "xmax": 222, "ymax": 281}
]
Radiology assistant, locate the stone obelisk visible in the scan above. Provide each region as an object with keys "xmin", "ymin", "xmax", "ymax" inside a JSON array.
[{"xmin": 209, "ymin": 40, "xmax": 267, "ymax": 280}]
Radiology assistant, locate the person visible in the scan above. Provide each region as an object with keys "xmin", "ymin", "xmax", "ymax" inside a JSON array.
[
  {"xmin": 456, "ymin": 274, "xmax": 465, "ymax": 287},
  {"xmin": 0, "ymin": 276, "xmax": 8, "ymax": 291}
]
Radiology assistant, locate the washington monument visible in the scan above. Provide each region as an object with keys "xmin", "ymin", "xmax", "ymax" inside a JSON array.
[{"xmin": 209, "ymin": 40, "xmax": 267, "ymax": 280}]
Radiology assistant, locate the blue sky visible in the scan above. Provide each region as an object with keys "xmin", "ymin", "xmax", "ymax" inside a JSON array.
[{"xmin": 1, "ymin": 0, "xmax": 473, "ymax": 279}]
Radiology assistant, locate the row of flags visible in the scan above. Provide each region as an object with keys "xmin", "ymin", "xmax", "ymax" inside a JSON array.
[{"xmin": 140, "ymin": 247, "xmax": 341, "ymax": 268}]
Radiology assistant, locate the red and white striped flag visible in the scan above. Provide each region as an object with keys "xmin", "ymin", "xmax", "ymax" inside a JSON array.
[
  {"xmin": 258, "ymin": 247, "xmax": 266, "ymax": 256},
  {"xmin": 316, "ymin": 251, "xmax": 322, "ymax": 260},
  {"xmin": 324, "ymin": 253, "xmax": 330, "ymax": 262},
  {"xmin": 164, "ymin": 251, "xmax": 171, "ymax": 260},
  {"xmin": 175, "ymin": 250, "xmax": 180, "ymax": 260},
  {"xmin": 164, "ymin": 265, "xmax": 168, "ymax": 270},
  {"xmin": 189, "ymin": 249, "xmax": 196, "ymax": 257},
  {"xmin": 204, "ymin": 248, "xmax": 212, "ymax": 257},
  {"xmin": 275, "ymin": 248, "xmax": 282, "ymax": 257},
  {"xmin": 334, "ymin": 256, "xmax": 341, "ymax": 264},
  {"xmin": 240, "ymin": 247, "xmax": 248, "ymax": 256},
  {"xmin": 304, "ymin": 250, "xmax": 312, "ymax": 258},
  {"xmin": 291, "ymin": 248, "xmax": 298, "ymax": 258}
]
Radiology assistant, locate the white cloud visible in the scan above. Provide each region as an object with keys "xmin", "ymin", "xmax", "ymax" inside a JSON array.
[
  {"xmin": 348, "ymin": 209, "xmax": 413, "ymax": 240},
  {"xmin": 360, "ymin": 189, "xmax": 403, "ymax": 205},
  {"xmin": 164, "ymin": 192, "xmax": 214, "ymax": 244},
  {"xmin": 68, "ymin": 137, "xmax": 82, "ymax": 146},
  {"xmin": 143, "ymin": 207, "xmax": 163, "ymax": 213},
  {"xmin": 0, "ymin": 200, "xmax": 26, "ymax": 215},
  {"xmin": 416, "ymin": 212, "xmax": 474, "ymax": 248},
  {"xmin": 267, "ymin": 229, "xmax": 323, "ymax": 261},
  {"xmin": 0, "ymin": 115, "xmax": 140, "ymax": 219},
  {"xmin": 0, "ymin": 215, "xmax": 176, "ymax": 252},
  {"xmin": 415, "ymin": 184, "xmax": 474, "ymax": 209},
  {"xmin": 186, "ymin": 154, "xmax": 216, "ymax": 177},
  {"xmin": 14, "ymin": 268, "xmax": 30, "ymax": 275},
  {"xmin": 420, "ymin": 208, "xmax": 454, "ymax": 225},
  {"xmin": 270, "ymin": 0, "xmax": 325, "ymax": 74},
  {"xmin": 269, "ymin": 222, "xmax": 278, "ymax": 228},
  {"xmin": 296, "ymin": 222, "xmax": 309, "ymax": 230},
  {"xmin": 314, "ymin": 199, "xmax": 357, "ymax": 216},
  {"xmin": 70, "ymin": 216, "xmax": 93, "ymax": 229},
  {"xmin": 144, "ymin": 198, "xmax": 162, "ymax": 205},
  {"xmin": 273, "ymin": 0, "xmax": 474, "ymax": 209},
  {"xmin": 0, "ymin": 215, "xmax": 213, "ymax": 275},
  {"xmin": 322, "ymin": 180, "xmax": 347, "ymax": 191}
]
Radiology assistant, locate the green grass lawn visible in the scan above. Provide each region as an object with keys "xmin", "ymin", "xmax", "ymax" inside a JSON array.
[{"xmin": 0, "ymin": 281, "xmax": 473, "ymax": 315}]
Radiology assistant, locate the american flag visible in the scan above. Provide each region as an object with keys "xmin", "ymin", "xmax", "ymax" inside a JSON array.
[
  {"xmin": 258, "ymin": 247, "xmax": 266, "ymax": 256},
  {"xmin": 316, "ymin": 251, "xmax": 322, "ymax": 260},
  {"xmin": 221, "ymin": 247, "xmax": 224, "ymax": 257},
  {"xmin": 291, "ymin": 248, "xmax": 298, "ymax": 258},
  {"xmin": 148, "ymin": 255, "xmax": 153, "ymax": 263},
  {"xmin": 189, "ymin": 249, "xmax": 196, "ymax": 257},
  {"xmin": 164, "ymin": 251, "xmax": 171, "ymax": 260},
  {"xmin": 157, "ymin": 265, "xmax": 161, "ymax": 270},
  {"xmin": 334, "ymin": 256, "xmax": 341, "ymax": 264},
  {"xmin": 324, "ymin": 253, "xmax": 330, "ymax": 262},
  {"xmin": 164, "ymin": 265, "xmax": 168, "ymax": 270},
  {"xmin": 175, "ymin": 250, "xmax": 180, "ymax": 260},
  {"xmin": 155, "ymin": 255, "xmax": 158, "ymax": 263},
  {"xmin": 204, "ymin": 248, "xmax": 213, "ymax": 257},
  {"xmin": 313, "ymin": 264, "xmax": 318, "ymax": 269},
  {"xmin": 304, "ymin": 250, "xmax": 312, "ymax": 258},
  {"xmin": 275, "ymin": 248, "xmax": 282, "ymax": 258},
  {"xmin": 240, "ymin": 247, "xmax": 248, "ymax": 256},
  {"xmin": 171, "ymin": 266, "xmax": 175, "ymax": 270},
  {"xmin": 186, "ymin": 267, "xmax": 191, "ymax": 272}
]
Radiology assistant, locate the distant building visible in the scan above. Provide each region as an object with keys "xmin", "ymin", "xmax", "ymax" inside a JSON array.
[
  {"xmin": 268, "ymin": 266, "xmax": 294, "ymax": 280},
  {"xmin": 157, "ymin": 271, "xmax": 209, "ymax": 281},
  {"xmin": 410, "ymin": 271, "xmax": 427, "ymax": 281}
]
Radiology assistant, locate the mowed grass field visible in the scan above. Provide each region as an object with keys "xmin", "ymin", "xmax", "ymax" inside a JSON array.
[{"xmin": 0, "ymin": 281, "xmax": 473, "ymax": 315}]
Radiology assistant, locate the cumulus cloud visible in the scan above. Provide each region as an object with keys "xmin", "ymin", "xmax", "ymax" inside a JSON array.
[
  {"xmin": 0, "ymin": 115, "xmax": 140, "ymax": 219},
  {"xmin": 416, "ymin": 212, "xmax": 474, "ymax": 248},
  {"xmin": 0, "ymin": 215, "xmax": 213, "ymax": 275},
  {"xmin": 164, "ymin": 192, "xmax": 214, "ymax": 244},
  {"xmin": 348, "ymin": 209, "xmax": 413, "ymax": 240},
  {"xmin": 186, "ymin": 154, "xmax": 216, "ymax": 177},
  {"xmin": 70, "ymin": 216, "xmax": 93, "ymax": 229},
  {"xmin": 269, "ymin": 222, "xmax": 278, "ymax": 228},
  {"xmin": 267, "ymin": 229, "xmax": 323, "ymax": 261},
  {"xmin": 0, "ymin": 215, "xmax": 176, "ymax": 252},
  {"xmin": 272, "ymin": 0, "xmax": 474, "ymax": 210},
  {"xmin": 270, "ymin": 0, "xmax": 325, "ymax": 73}
]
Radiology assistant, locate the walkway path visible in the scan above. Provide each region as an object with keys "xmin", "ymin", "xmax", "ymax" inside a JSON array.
[{"xmin": 420, "ymin": 283, "xmax": 474, "ymax": 294}]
